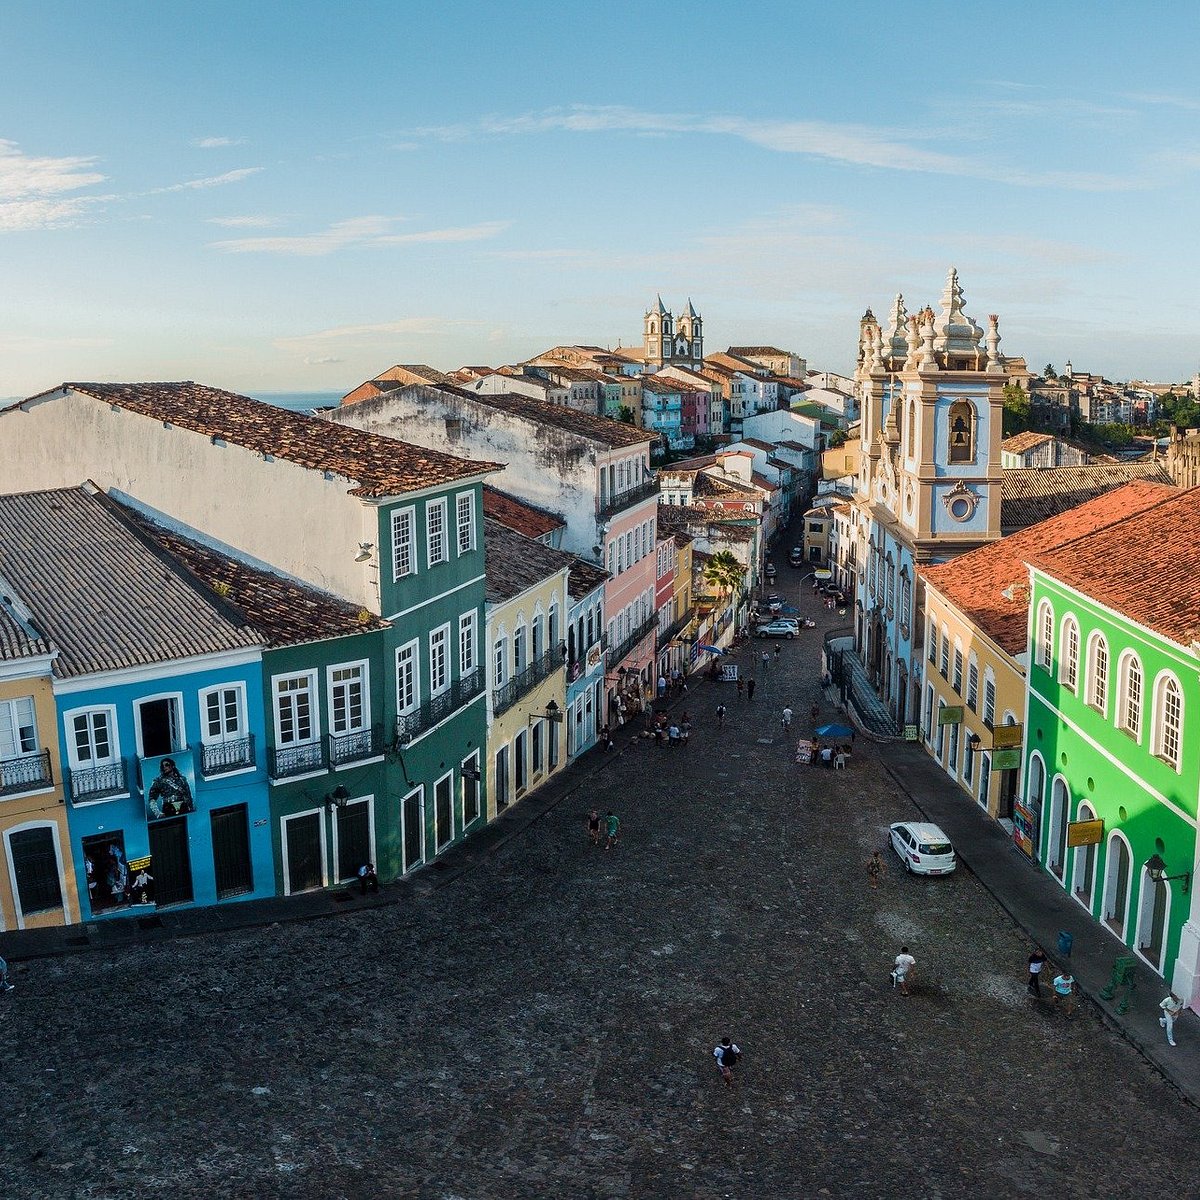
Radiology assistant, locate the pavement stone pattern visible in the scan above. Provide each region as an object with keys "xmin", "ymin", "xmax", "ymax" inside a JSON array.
[{"xmin": 2, "ymin": 563, "xmax": 1198, "ymax": 1199}]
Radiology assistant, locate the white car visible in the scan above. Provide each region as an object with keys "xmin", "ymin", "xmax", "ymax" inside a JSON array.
[
  {"xmin": 756, "ymin": 619, "xmax": 799, "ymax": 638},
  {"xmin": 889, "ymin": 821, "xmax": 956, "ymax": 876}
]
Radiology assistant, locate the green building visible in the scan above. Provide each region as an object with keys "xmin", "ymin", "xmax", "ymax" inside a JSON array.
[{"xmin": 1023, "ymin": 486, "xmax": 1200, "ymax": 1001}]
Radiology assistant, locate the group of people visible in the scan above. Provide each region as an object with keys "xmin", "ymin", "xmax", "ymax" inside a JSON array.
[
  {"xmin": 648, "ymin": 709, "xmax": 692, "ymax": 747},
  {"xmin": 656, "ymin": 668, "xmax": 690, "ymax": 700},
  {"xmin": 586, "ymin": 809, "xmax": 621, "ymax": 850}
]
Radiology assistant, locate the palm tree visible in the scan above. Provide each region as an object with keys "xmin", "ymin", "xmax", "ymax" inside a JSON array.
[{"xmin": 703, "ymin": 550, "xmax": 745, "ymax": 598}]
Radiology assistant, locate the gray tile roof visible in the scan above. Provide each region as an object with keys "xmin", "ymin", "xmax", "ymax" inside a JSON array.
[
  {"xmin": 567, "ymin": 558, "xmax": 609, "ymax": 601},
  {"xmin": 1001, "ymin": 463, "xmax": 1175, "ymax": 532},
  {"xmin": 0, "ymin": 486, "xmax": 263, "ymax": 678},
  {"xmin": 483, "ymin": 519, "xmax": 574, "ymax": 604},
  {"xmin": 0, "ymin": 601, "xmax": 51, "ymax": 662}
]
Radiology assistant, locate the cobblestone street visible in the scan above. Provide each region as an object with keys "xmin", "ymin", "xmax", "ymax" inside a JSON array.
[{"xmin": 3, "ymin": 576, "xmax": 1198, "ymax": 1200}]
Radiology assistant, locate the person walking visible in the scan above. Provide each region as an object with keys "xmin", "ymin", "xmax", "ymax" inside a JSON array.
[
  {"xmin": 1052, "ymin": 969, "xmax": 1076, "ymax": 1017},
  {"xmin": 1027, "ymin": 947, "xmax": 1048, "ymax": 998},
  {"xmin": 357, "ymin": 862, "xmax": 380, "ymax": 895},
  {"xmin": 680, "ymin": 714, "xmax": 692, "ymax": 747},
  {"xmin": 604, "ymin": 811, "xmax": 621, "ymax": 851},
  {"xmin": 867, "ymin": 850, "xmax": 884, "ymax": 890},
  {"xmin": 668, "ymin": 721, "xmax": 681, "ymax": 747},
  {"xmin": 713, "ymin": 1037, "xmax": 741, "ymax": 1088},
  {"xmin": 716, "ymin": 703, "xmax": 727, "ymax": 728},
  {"xmin": 747, "ymin": 678, "xmax": 756, "ymax": 702},
  {"xmin": 810, "ymin": 701, "xmax": 820, "ymax": 724},
  {"xmin": 599, "ymin": 725, "xmax": 615, "ymax": 751},
  {"xmin": 761, "ymin": 649, "xmax": 770, "ymax": 673},
  {"xmin": 892, "ymin": 946, "xmax": 916, "ymax": 995},
  {"xmin": 0, "ymin": 954, "xmax": 13, "ymax": 993},
  {"xmin": 587, "ymin": 809, "xmax": 602, "ymax": 846},
  {"xmin": 782, "ymin": 705, "xmax": 793, "ymax": 731},
  {"xmin": 736, "ymin": 678, "xmax": 745, "ymax": 701},
  {"xmin": 1160, "ymin": 991, "xmax": 1185, "ymax": 1047},
  {"xmin": 774, "ymin": 644, "xmax": 781, "ymax": 663},
  {"xmin": 657, "ymin": 674, "xmax": 667, "ymax": 699}
]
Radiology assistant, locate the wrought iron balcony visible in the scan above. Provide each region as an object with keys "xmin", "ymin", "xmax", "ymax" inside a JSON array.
[
  {"xmin": 395, "ymin": 668, "xmax": 486, "ymax": 746},
  {"xmin": 0, "ymin": 748, "xmax": 53, "ymax": 797},
  {"xmin": 609, "ymin": 616, "xmax": 657, "ymax": 667},
  {"xmin": 69, "ymin": 759, "xmax": 131, "ymax": 804},
  {"xmin": 656, "ymin": 611, "xmax": 694, "ymax": 651},
  {"xmin": 327, "ymin": 724, "xmax": 384, "ymax": 767},
  {"xmin": 268, "ymin": 740, "xmax": 328, "ymax": 780},
  {"xmin": 597, "ymin": 479, "xmax": 658, "ymax": 520},
  {"xmin": 493, "ymin": 648, "xmax": 565, "ymax": 717},
  {"xmin": 200, "ymin": 734, "xmax": 256, "ymax": 778}
]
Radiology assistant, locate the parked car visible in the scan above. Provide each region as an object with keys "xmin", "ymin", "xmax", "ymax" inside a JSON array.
[
  {"xmin": 888, "ymin": 822, "xmax": 956, "ymax": 876},
  {"xmin": 789, "ymin": 547, "xmax": 804, "ymax": 566},
  {"xmin": 756, "ymin": 619, "xmax": 800, "ymax": 639}
]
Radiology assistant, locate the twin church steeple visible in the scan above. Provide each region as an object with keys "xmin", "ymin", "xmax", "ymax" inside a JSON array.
[{"xmin": 644, "ymin": 296, "xmax": 703, "ymax": 369}]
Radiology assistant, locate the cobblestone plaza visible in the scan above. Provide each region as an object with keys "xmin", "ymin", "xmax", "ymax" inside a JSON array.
[{"xmin": 2, "ymin": 602, "xmax": 1197, "ymax": 1199}]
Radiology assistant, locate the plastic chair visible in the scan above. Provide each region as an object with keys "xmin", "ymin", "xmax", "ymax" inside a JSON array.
[{"xmin": 835, "ymin": 753, "xmax": 846, "ymax": 770}]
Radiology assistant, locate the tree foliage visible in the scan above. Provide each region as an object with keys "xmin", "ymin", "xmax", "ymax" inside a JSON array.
[
  {"xmin": 1002, "ymin": 383, "xmax": 1033, "ymax": 437},
  {"xmin": 617, "ymin": 405, "xmax": 636, "ymax": 425},
  {"xmin": 702, "ymin": 550, "xmax": 745, "ymax": 597}
]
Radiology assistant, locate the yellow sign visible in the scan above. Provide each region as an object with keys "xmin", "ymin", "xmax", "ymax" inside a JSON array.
[
  {"xmin": 992, "ymin": 724, "xmax": 1024, "ymax": 750},
  {"xmin": 1067, "ymin": 818, "xmax": 1104, "ymax": 848}
]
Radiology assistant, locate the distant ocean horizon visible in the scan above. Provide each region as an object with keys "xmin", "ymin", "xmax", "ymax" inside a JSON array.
[{"xmin": 255, "ymin": 391, "xmax": 344, "ymax": 413}]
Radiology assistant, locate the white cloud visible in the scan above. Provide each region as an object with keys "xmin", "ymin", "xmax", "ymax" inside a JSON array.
[
  {"xmin": 0, "ymin": 138, "xmax": 108, "ymax": 230},
  {"xmin": 0, "ymin": 195, "xmax": 110, "ymax": 231},
  {"xmin": 416, "ymin": 104, "xmax": 1136, "ymax": 192},
  {"xmin": 212, "ymin": 216, "xmax": 508, "ymax": 256},
  {"xmin": 303, "ymin": 355, "xmax": 343, "ymax": 365},
  {"xmin": 151, "ymin": 167, "xmax": 263, "ymax": 194},
  {"xmin": 191, "ymin": 136, "xmax": 247, "ymax": 148},
  {"xmin": 205, "ymin": 214, "xmax": 281, "ymax": 228}
]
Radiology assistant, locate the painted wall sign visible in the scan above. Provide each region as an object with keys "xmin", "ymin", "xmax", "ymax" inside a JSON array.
[
  {"xmin": 938, "ymin": 705, "xmax": 964, "ymax": 725},
  {"xmin": 992, "ymin": 723, "xmax": 1024, "ymax": 750},
  {"xmin": 1067, "ymin": 818, "xmax": 1104, "ymax": 848}
]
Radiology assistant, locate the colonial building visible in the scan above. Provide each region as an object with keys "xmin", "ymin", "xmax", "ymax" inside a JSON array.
[
  {"xmin": 999, "ymin": 431, "xmax": 1089, "ymax": 469},
  {"xmin": 1022, "ymin": 487, "xmax": 1200, "ymax": 1006},
  {"xmin": 919, "ymin": 481, "xmax": 1173, "ymax": 824},
  {"xmin": 851, "ymin": 270, "xmax": 1008, "ymax": 728},
  {"xmin": 565, "ymin": 559, "xmax": 608, "ymax": 759},
  {"xmin": 643, "ymin": 296, "xmax": 703, "ymax": 370}
]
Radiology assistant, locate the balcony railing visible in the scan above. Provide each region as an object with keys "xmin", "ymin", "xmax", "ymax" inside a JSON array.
[
  {"xmin": 0, "ymin": 748, "xmax": 54, "ymax": 797},
  {"xmin": 269, "ymin": 740, "xmax": 328, "ymax": 780},
  {"xmin": 656, "ymin": 611, "xmax": 694, "ymax": 651},
  {"xmin": 69, "ymin": 759, "xmax": 130, "ymax": 804},
  {"xmin": 609, "ymin": 616, "xmax": 657, "ymax": 667},
  {"xmin": 328, "ymin": 724, "xmax": 384, "ymax": 767},
  {"xmin": 597, "ymin": 479, "xmax": 658, "ymax": 520},
  {"xmin": 493, "ymin": 648, "xmax": 565, "ymax": 717},
  {"xmin": 200, "ymin": 734, "xmax": 256, "ymax": 778},
  {"xmin": 395, "ymin": 668, "xmax": 486, "ymax": 746}
]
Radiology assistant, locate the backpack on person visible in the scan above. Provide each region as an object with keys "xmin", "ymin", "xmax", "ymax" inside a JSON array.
[{"xmin": 722, "ymin": 1045, "xmax": 740, "ymax": 1067}]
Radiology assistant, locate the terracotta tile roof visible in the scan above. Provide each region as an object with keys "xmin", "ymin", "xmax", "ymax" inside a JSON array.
[
  {"xmin": 0, "ymin": 486, "xmax": 263, "ymax": 678},
  {"xmin": 117, "ymin": 503, "xmax": 389, "ymax": 649},
  {"xmin": 726, "ymin": 346, "xmax": 792, "ymax": 358},
  {"xmin": 459, "ymin": 388, "xmax": 653, "ymax": 448},
  {"xmin": 1001, "ymin": 462, "xmax": 1175, "ymax": 531},
  {"xmin": 741, "ymin": 438, "xmax": 777, "ymax": 452},
  {"xmin": 921, "ymin": 481, "xmax": 1175, "ymax": 654},
  {"xmin": 1001, "ymin": 430, "xmax": 1056, "ymax": 453},
  {"xmin": 567, "ymin": 558, "xmax": 609, "ymax": 601},
  {"xmin": 694, "ymin": 473, "xmax": 757, "ymax": 497},
  {"xmin": 672, "ymin": 531, "xmax": 694, "ymax": 548},
  {"xmin": 483, "ymin": 519, "xmax": 574, "ymax": 604},
  {"xmin": 641, "ymin": 376, "xmax": 685, "ymax": 395},
  {"xmin": 0, "ymin": 602, "xmax": 52, "ymax": 663},
  {"xmin": 19, "ymin": 382, "xmax": 499, "ymax": 498},
  {"xmin": 661, "ymin": 454, "xmax": 718, "ymax": 473},
  {"xmin": 482, "ymin": 486, "xmax": 566, "ymax": 542},
  {"xmin": 1027, "ymin": 487, "xmax": 1200, "ymax": 646}
]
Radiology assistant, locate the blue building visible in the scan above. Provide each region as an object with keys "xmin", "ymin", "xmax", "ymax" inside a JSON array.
[
  {"xmin": 850, "ymin": 271, "xmax": 1007, "ymax": 729},
  {"xmin": 565, "ymin": 559, "xmax": 608, "ymax": 757},
  {"xmin": 0, "ymin": 486, "xmax": 276, "ymax": 917}
]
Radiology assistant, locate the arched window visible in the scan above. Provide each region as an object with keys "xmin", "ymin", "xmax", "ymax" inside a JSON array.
[
  {"xmin": 966, "ymin": 652, "xmax": 979, "ymax": 711},
  {"xmin": 1103, "ymin": 833, "xmax": 1132, "ymax": 938},
  {"xmin": 907, "ymin": 400, "xmax": 916, "ymax": 456},
  {"xmin": 1117, "ymin": 652, "xmax": 1143, "ymax": 741},
  {"xmin": 1059, "ymin": 617, "xmax": 1080, "ymax": 692},
  {"xmin": 1036, "ymin": 601, "xmax": 1054, "ymax": 671},
  {"xmin": 948, "ymin": 400, "xmax": 975, "ymax": 463},
  {"xmin": 1026, "ymin": 752, "xmax": 1046, "ymax": 810},
  {"xmin": 1047, "ymin": 777, "xmax": 1069, "ymax": 880},
  {"xmin": 1086, "ymin": 632, "xmax": 1109, "ymax": 714},
  {"xmin": 1152, "ymin": 672, "xmax": 1183, "ymax": 769}
]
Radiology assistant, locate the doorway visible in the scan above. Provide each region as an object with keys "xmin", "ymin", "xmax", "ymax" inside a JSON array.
[
  {"xmin": 1136, "ymin": 871, "xmax": 1169, "ymax": 971},
  {"xmin": 336, "ymin": 800, "xmax": 372, "ymax": 883},
  {"xmin": 434, "ymin": 773, "xmax": 453, "ymax": 852},
  {"xmin": 1103, "ymin": 835, "xmax": 1131, "ymax": 937},
  {"xmin": 211, "ymin": 803, "xmax": 253, "ymax": 898},
  {"xmin": 149, "ymin": 816, "xmax": 194, "ymax": 907},
  {"xmin": 402, "ymin": 787, "xmax": 424, "ymax": 873},
  {"xmin": 283, "ymin": 811, "xmax": 324, "ymax": 894},
  {"xmin": 138, "ymin": 696, "xmax": 181, "ymax": 759},
  {"xmin": 1072, "ymin": 803, "xmax": 1097, "ymax": 910},
  {"xmin": 1047, "ymin": 779, "xmax": 1068, "ymax": 878}
]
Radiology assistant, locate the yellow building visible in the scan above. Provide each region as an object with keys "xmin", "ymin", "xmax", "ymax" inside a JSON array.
[
  {"xmin": 0, "ymin": 608, "xmax": 79, "ymax": 929},
  {"xmin": 919, "ymin": 481, "xmax": 1172, "ymax": 824},
  {"xmin": 483, "ymin": 520, "xmax": 571, "ymax": 818}
]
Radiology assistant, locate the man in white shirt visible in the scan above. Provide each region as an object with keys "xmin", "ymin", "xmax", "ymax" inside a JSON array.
[
  {"xmin": 893, "ymin": 946, "xmax": 916, "ymax": 996},
  {"xmin": 1160, "ymin": 991, "xmax": 1185, "ymax": 1047},
  {"xmin": 713, "ymin": 1038, "xmax": 741, "ymax": 1087},
  {"xmin": 782, "ymin": 706, "xmax": 793, "ymax": 731}
]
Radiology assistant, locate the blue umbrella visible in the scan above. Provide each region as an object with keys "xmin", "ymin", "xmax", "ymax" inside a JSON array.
[
  {"xmin": 778, "ymin": 603, "xmax": 799, "ymax": 615},
  {"xmin": 815, "ymin": 722, "xmax": 854, "ymax": 739},
  {"xmin": 697, "ymin": 643, "xmax": 726, "ymax": 657}
]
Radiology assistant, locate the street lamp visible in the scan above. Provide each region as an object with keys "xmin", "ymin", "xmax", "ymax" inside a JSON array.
[
  {"xmin": 1145, "ymin": 853, "xmax": 1191, "ymax": 894},
  {"xmin": 325, "ymin": 784, "xmax": 350, "ymax": 809}
]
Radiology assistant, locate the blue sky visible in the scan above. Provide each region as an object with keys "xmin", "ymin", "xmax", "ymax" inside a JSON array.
[{"xmin": 3, "ymin": 1, "xmax": 1200, "ymax": 396}]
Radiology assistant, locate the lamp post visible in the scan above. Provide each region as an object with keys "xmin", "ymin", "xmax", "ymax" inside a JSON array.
[
  {"xmin": 325, "ymin": 784, "xmax": 350, "ymax": 809},
  {"xmin": 1145, "ymin": 852, "xmax": 1191, "ymax": 894}
]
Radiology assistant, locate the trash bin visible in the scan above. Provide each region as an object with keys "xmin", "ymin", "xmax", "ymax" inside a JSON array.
[{"xmin": 1057, "ymin": 930, "xmax": 1074, "ymax": 958}]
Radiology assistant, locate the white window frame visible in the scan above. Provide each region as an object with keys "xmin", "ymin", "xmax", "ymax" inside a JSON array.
[
  {"xmin": 461, "ymin": 750, "xmax": 481, "ymax": 827},
  {"xmin": 3, "ymin": 820, "xmax": 69, "ymax": 928},
  {"xmin": 1058, "ymin": 616, "xmax": 1080, "ymax": 692},
  {"xmin": 0, "ymin": 695, "xmax": 39, "ymax": 759},
  {"xmin": 391, "ymin": 506, "xmax": 417, "ymax": 581},
  {"xmin": 1086, "ymin": 631, "xmax": 1109, "ymax": 715},
  {"xmin": 330, "ymin": 795, "xmax": 376, "ymax": 885},
  {"xmin": 429, "ymin": 623, "xmax": 451, "ymax": 698},
  {"xmin": 426, "ymin": 497, "xmax": 449, "ymax": 567},
  {"xmin": 133, "ymin": 691, "xmax": 186, "ymax": 759},
  {"xmin": 1117, "ymin": 650, "xmax": 1143, "ymax": 741},
  {"xmin": 493, "ymin": 636, "xmax": 508, "ymax": 689},
  {"xmin": 327, "ymin": 660, "xmax": 370, "ymax": 736},
  {"xmin": 1036, "ymin": 600, "xmax": 1054, "ymax": 670},
  {"xmin": 280, "ymin": 806, "xmax": 329, "ymax": 896},
  {"xmin": 456, "ymin": 491, "xmax": 476, "ymax": 555},
  {"xmin": 433, "ymin": 768, "xmax": 455, "ymax": 851},
  {"xmin": 1151, "ymin": 670, "xmax": 1184, "ymax": 771},
  {"xmin": 395, "ymin": 640, "xmax": 421, "ymax": 715},
  {"xmin": 199, "ymin": 683, "xmax": 246, "ymax": 746},
  {"xmin": 64, "ymin": 704, "xmax": 120, "ymax": 769},
  {"xmin": 459, "ymin": 611, "xmax": 477, "ymax": 675},
  {"xmin": 273, "ymin": 672, "xmax": 319, "ymax": 748}
]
